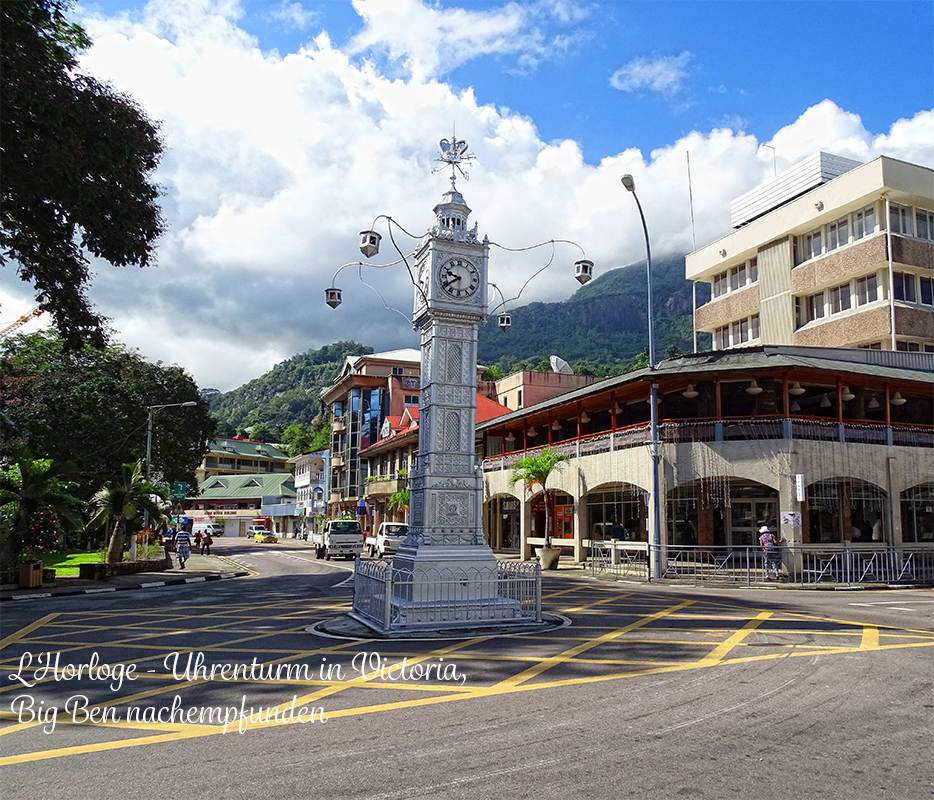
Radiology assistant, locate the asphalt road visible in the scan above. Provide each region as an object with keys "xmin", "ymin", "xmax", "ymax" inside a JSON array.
[{"xmin": 1, "ymin": 539, "xmax": 932, "ymax": 800}]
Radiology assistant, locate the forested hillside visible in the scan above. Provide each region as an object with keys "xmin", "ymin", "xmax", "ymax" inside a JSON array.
[
  {"xmin": 208, "ymin": 341, "xmax": 372, "ymax": 435},
  {"xmin": 477, "ymin": 255, "xmax": 709, "ymax": 374}
]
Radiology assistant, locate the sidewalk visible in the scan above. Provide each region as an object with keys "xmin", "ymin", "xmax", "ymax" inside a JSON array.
[{"xmin": 0, "ymin": 553, "xmax": 249, "ymax": 602}]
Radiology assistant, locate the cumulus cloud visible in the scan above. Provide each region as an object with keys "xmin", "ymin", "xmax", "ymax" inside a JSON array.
[
  {"xmin": 6, "ymin": 2, "xmax": 931, "ymax": 392},
  {"xmin": 268, "ymin": 2, "xmax": 319, "ymax": 30},
  {"xmin": 610, "ymin": 51, "xmax": 692, "ymax": 95},
  {"xmin": 342, "ymin": 0, "xmax": 591, "ymax": 80}
]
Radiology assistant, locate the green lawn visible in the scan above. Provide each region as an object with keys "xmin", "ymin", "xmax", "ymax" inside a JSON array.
[{"xmin": 40, "ymin": 545, "xmax": 162, "ymax": 576}]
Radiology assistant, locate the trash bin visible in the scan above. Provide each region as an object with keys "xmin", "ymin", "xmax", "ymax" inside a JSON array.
[{"xmin": 18, "ymin": 560, "xmax": 43, "ymax": 588}]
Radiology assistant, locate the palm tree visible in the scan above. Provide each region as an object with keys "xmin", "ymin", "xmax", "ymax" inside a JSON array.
[
  {"xmin": 0, "ymin": 443, "xmax": 84, "ymax": 561},
  {"xmin": 387, "ymin": 488, "xmax": 409, "ymax": 521},
  {"xmin": 507, "ymin": 447, "xmax": 570, "ymax": 549},
  {"xmin": 87, "ymin": 461, "xmax": 169, "ymax": 564}
]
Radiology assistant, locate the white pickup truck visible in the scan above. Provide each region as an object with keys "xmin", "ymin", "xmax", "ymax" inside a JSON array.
[
  {"xmin": 311, "ymin": 519, "xmax": 364, "ymax": 560},
  {"xmin": 365, "ymin": 522, "xmax": 409, "ymax": 558}
]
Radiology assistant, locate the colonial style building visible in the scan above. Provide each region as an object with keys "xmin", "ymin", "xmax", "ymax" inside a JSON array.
[
  {"xmin": 687, "ymin": 154, "xmax": 934, "ymax": 353},
  {"xmin": 197, "ymin": 436, "xmax": 290, "ymax": 482},
  {"xmin": 479, "ymin": 346, "xmax": 933, "ymax": 564},
  {"xmin": 289, "ymin": 448, "xmax": 328, "ymax": 531},
  {"xmin": 185, "ymin": 473, "xmax": 296, "ymax": 538}
]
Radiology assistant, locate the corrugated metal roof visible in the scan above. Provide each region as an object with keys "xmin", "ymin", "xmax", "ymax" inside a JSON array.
[
  {"xmin": 197, "ymin": 473, "xmax": 296, "ymax": 500},
  {"xmin": 208, "ymin": 438, "xmax": 289, "ymax": 460}
]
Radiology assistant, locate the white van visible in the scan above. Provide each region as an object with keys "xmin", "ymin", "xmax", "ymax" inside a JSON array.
[{"xmin": 193, "ymin": 522, "xmax": 225, "ymax": 538}]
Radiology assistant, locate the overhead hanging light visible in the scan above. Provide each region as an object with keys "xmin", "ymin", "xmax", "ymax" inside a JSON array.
[
  {"xmin": 527, "ymin": 426, "xmax": 538, "ymax": 437},
  {"xmin": 580, "ymin": 411, "xmax": 590, "ymax": 424},
  {"xmin": 682, "ymin": 383, "xmax": 699, "ymax": 399},
  {"xmin": 820, "ymin": 393, "xmax": 831, "ymax": 408},
  {"xmin": 551, "ymin": 420, "xmax": 561, "ymax": 431},
  {"xmin": 746, "ymin": 379, "xmax": 764, "ymax": 395},
  {"xmin": 868, "ymin": 395, "xmax": 880, "ymax": 410},
  {"xmin": 789, "ymin": 381, "xmax": 806, "ymax": 396},
  {"xmin": 790, "ymin": 400, "xmax": 801, "ymax": 412},
  {"xmin": 610, "ymin": 402, "xmax": 622, "ymax": 415},
  {"xmin": 841, "ymin": 385, "xmax": 855, "ymax": 402},
  {"xmin": 505, "ymin": 432, "xmax": 516, "ymax": 443},
  {"xmin": 890, "ymin": 391, "xmax": 907, "ymax": 406}
]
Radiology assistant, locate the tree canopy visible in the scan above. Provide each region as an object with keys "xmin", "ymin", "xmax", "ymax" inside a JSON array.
[
  {"xmin": 0, "ymin": 331, "xmax": 215, "ymax": 501},
  {"xmin": 0, "ymin": 0, "xmax": 164, "ymax": 348}
]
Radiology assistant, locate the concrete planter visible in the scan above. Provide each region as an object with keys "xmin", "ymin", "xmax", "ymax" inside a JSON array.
[{"xmin": 536, "ymin": 546, "xmax": 561, "ymax": 570}]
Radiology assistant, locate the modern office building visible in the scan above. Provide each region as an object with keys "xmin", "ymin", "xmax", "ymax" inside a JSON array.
[{"xmin": 686, "ymin": 153, "xmax": 934, "ymax": 353}]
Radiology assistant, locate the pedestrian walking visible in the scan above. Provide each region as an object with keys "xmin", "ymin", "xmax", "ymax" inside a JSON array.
[
  {"xmin": 758, "ymin": 525, "xmax": 785, "ymax": 580},
  {"xmin": 201, "ymin": 532, "xmax": 213, "ymax": 556},
  {"xmin": 175, "ymin": 527, "xmax": 192, "ymax": 569},
  {"xmin": 194, "ymin": 530, "xmax": 203, "ymax": 548}
]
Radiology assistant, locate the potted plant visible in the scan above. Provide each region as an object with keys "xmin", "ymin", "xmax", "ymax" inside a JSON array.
[{"xmin": 507, "ymin": 447, "xmax": 570, "ymax": 570}]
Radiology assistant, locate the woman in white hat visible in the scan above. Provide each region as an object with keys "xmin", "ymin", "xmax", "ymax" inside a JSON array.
[{"xmin": 758, "ymin": 525, "xmax": 785, "ymax": 580}]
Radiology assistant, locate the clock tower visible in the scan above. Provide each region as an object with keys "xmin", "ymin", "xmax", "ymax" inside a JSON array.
[{"xmin": 389, "ymin": 178, "xmax": 519, "ymax": 625}]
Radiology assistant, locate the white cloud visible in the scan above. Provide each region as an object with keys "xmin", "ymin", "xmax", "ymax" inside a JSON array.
[
  {"xmin": 10, "ymin": 3, "xmax": 926, "ymax": 393},
  {"xmin": 268, "ymin": 2, "xmax": 319, "ymax": 30},
  {"xmin": 345, "ymin": 0, "xmax": 569, "ymax": 81},
  {"xmin": 610, "ymin": 51, "xmax": 692, "ymax": 95}
]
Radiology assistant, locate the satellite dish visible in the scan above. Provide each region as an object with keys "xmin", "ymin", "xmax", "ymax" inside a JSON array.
[{"xmin": 549, "ymin": 355, "xmax": 573, "ymax": 375}]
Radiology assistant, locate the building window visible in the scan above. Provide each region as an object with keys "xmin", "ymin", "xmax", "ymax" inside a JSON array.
[
  {"xmin": 731, "ymin": 317, "xmax": 749, "ymax": 344},
  {"xmin": 826, "ymin": 217, "xmax": 848, "ymax": 251},
  {"xmin": 729, "ymin": 263, "xmax": 747, "ymax": 291},
  {"xmin": 392, "ymin": 367, "xmax": 404, "ymax": 375},
  {"xmin": 853, "ymin": 205, "xmax": 875, "ymax": 240},
  {"xmin": 829, "ymin": 282, "xmax": 852, "ymax": 314},
  {"xmin": 920, "ymin": 276, "xmax": 933, "ymax": 306},
  {"xmin": 712, "ymin": 271, "xmax": 728, "ymax": 298},
  {"xmin": 889, "ymin": 203, "xmax": 912, "ymax": 235},
  {"xmin": 749, "ymin": 257, "xmax": 758, "ymax": 283},
  {"xmin": 856, "ymin": 274, "xmax": 879, "ymax": 306},
  {"xmin": 714, "ymin": 325, "xmax": 729, "ymax": 350},
  {"xmin": 806, "ymin": 291, "xmax": 825, "ymax": 323},
  {"xmin": 805, "ymin": 229, "xmax": 822, "ymax": 259},
  {"xmin": 858, "ymin": 342, "xmax": 883, "ymax": 350},
  {"xmin": 896, "ymin": 341, "xmax": 922, "ymax": 352},
  {"xmin": 893, "ymin": 272, "xmax": 917, "ymax": 303},
  {"xmin": 403, "ymin": 394, "xmax": 418, "ymax": 405},
  {"xmin": 750, "ymin": 313, "xmax": 760, "ymax": 340},
  {"xmin": 916, "ymin": 209, "xmax": 934, "ymax": 240}
]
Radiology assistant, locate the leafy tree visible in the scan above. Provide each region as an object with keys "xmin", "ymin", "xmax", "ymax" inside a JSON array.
[
  {"xmin": 387, "ymin": 488, "xmax": 409, "ymax": 519},
  {"xmin": 1, "ymin": 0, "xmax": 164, "ymax": 348},
  {"xmin": 248, "ymin": 422, "xmax": 272, "ymax": 443},
  {"xmin": 0, "ymin": 444, "xmax": 84, "ymax": 563},
  {"xmin": 281, "ymin": 423, "xmax": 316, "ymax": 457},
  {"xmin": 86, "ymin": 461, "xmax": 168, "ymax": 563},
  {"xmin": 0, "ymin": 331, "xmax": 215, "ymax": 501},
  {"xmin": 507, "ymin": 447, "xmax": 570, "ymax": 549},
  {"xmin": 481, "ymin": 364, "xmax": 505, "ymax": 381}
]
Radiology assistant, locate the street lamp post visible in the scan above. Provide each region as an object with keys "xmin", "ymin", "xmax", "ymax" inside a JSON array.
[
  {"xmin": 621, "ymin": 174, "xmax": 661, "ymax": 579},
  {"xmin": 139, "ymin": 401, "xmax": 197, "ymax": 562}
]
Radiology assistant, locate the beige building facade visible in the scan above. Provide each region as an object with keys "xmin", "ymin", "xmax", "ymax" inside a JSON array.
[{"xmin": 687, "ymin": 154, "xmax": 934, "ymax": 354}]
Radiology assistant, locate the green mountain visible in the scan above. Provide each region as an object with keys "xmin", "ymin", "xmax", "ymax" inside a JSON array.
[
  {"xmin": 477, "ymin": 255, "xmax": 709, "ymax": 372},
  {"xmin": 208, "ymin": 256, "xmax": 706, "ymax": 433},
  {"xmin": 208, "ymin": 341, "xmax": 372, "ymax": 436}
]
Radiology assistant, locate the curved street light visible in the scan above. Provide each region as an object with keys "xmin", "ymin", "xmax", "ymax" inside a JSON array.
[{"xmin": 621, "ymin": 174, "xmax": 661, "ymax": 579}]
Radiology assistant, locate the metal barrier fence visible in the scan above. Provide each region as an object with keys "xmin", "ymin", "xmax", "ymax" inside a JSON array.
[
  {"xmin": 590, "ymin": 542, "xmax": 934, "ymax": 587},
  {"xmin": 352, "ymin": 557, "xmax": 542, "ymax": 633}
]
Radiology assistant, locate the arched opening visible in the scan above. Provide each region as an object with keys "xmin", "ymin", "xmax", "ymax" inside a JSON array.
[
  {"xmin": 584, "ymin": 484, "xmax": 647, "ymax": 543},
  {"xmin": 485, "ymin": 494, "xmax": 522, "ymax": 552},
  {"xmin": 667, "ymin": 479, "xmax": 778, "ymax": 547},
  {"xmin": 900, "ymin": 483, "xmax": 934, "ymax": 543},
  {"xmin": 804, "ymin": 478, "xmax": 888, "ymax": 544}
]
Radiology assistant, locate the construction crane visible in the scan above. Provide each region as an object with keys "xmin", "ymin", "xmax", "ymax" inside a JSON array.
[{"xmin": 0, "ymin": 306, "xmax": 44, "ymax": 340}]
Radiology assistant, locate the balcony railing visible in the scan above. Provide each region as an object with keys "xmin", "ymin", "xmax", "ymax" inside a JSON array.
[{"xmin": 482, "ymin": 418, "xmax": 933, "ymax": 471}]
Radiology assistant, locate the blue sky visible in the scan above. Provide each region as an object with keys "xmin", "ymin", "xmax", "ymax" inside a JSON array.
[{"xmin": 3, "ymin": 0, "xmax": 933, "ymax": 390}]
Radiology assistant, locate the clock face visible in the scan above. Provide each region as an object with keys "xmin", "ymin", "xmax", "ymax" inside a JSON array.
[{"xmin": 439, "ymin": 257, "xmax": 480, "ymax": 299}]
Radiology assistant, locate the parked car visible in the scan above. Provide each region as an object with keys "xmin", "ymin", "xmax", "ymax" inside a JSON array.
[
  {"xmin": 366, "ymin": 522, "xmax": 409, "ymax": 557},
  {"xmin": 193, "ymin": 522, "xmax": 225, "ymax": 538},
  {"xmin": 254, "ymin": 531, "xmax": 277, "ymax": 543}
]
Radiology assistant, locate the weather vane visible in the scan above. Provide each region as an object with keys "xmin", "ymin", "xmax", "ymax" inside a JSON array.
[{"xmin": 434, "ymin": 126, "xmax": 475, "ymax": 182}]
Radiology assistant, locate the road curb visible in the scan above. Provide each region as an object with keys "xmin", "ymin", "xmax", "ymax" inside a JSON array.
[{"xmin": 1, "ymin": 571, "xmax": 250, "ymax": 602}]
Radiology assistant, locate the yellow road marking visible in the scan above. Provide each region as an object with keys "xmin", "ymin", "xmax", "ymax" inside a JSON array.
[{"xmin": 0, "ymin": 614, "xmax": 59, "ymax": 651}]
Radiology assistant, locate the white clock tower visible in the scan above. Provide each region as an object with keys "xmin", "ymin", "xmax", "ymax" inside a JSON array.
[{"xmin": 389, "ymin": 170, "xmax": 520, "ymax": 625}]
